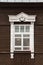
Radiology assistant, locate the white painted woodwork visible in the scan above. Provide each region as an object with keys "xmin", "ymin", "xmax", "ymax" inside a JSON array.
[
  {"xmin": 0, "ymin": 0, "xmax": 43, "ymax": 2},
  {"xmin": 8, "ymin": 12, "xmax": 36, "ymax": 59},
  {"xmin": 8, "ymin": 0, "xmax": 14, "ymax": 2},
  {"xmin": 30, "ymin": 0, "xmax": 36, "ymax": 2},
  {"xmin": 30, "ymin": 22, "xmax": 34, "ymax": 59},
  {"xmin": 38, "ymin": 0, "xmax": 43, "ymax": 2},
  {"xmin": 8, "ymin": 12, "xmax": 36, "ymax": 22},
  {"xmin": 15, "ymin": 0, "xmax": 21, "ymax": 2},
  {"xmin": 1, "ymin": 0, "xmax": 7, "ymax": 2},
  {"xmin": 10, "ymin": 22, "xmax": 14, "ymax": 59}
]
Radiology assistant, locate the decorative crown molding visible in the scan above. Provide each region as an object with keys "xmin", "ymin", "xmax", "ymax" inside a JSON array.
[{"xmin": 8, "ymin": 12, "xmax": 36, "ymax": 22}]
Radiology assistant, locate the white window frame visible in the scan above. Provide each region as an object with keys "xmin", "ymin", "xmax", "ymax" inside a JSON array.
[
  {"xmin": 14, "ymin": 24, "xmax": 30, "ymax": 51},
  {"xmin": 8, "ymin": 12, "xmax": 36, "ymax": 59}
]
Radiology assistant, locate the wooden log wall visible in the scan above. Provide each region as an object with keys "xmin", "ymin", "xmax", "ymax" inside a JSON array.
[{"xmin": 0, "ymin": 3, "xmax": 43, "ymax": 65}]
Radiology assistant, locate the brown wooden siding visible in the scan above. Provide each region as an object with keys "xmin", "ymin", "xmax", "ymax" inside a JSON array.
[{"xmin": 0, "ymin": 3, "xmax": 43, "ymax": 65}]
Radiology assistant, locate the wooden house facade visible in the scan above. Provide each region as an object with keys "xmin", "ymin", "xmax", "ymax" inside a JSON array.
[{"xmin": 0, "ymin": 3, "xmax": 43, "ymax": 65}]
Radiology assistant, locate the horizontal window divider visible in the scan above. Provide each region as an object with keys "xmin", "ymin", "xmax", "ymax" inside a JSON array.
[
  {"xmin": 14, "ymin": 24, "xmax": 30, "ymax": 26},
  {"xmin": 23, "ymin": 50, "xmax": 29, "ymax": 51},
  {"xmin": 23, "ymin": 37, "xmax": 30, "ymax": 38},
  {"xmin": 23, "ymin": 46, "xmax": 29, "ymax": 47},
  {"xmin": 14, "ymin": 33, "xmax": 30, "ymax": 34},
  {"xmin": 14, "ymin": 46, "xmax": 21, "ymax": 47},
  {"xmin": 15, "ymin": 50, "xmax": 22, "ymax": 51},
  {"xmin": 14, "ymin": 50, "xmax": 30, "ymax": 51},
  {"xmin": 14, "ymin": 37, "xmax": 21, "ymax": 38},
  {"xmin": 14, "ymin": 46, "xmax": 29, "ymax": 48},
  {"xmin": 14, "ymin": 37, "xmax": 30, "ymax": 38}
]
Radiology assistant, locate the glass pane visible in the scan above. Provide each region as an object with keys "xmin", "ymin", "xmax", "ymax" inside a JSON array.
[
  {"xmin": 23, "ymin": 47, "xmax": 29, "ymax": 50},
  {"xmin": 25, "ymin": 26, "xmax": 29, "ymax": 32},
  {"xmin": 15, "ymin": 38, "xmax": 21, "ymax": 46},
  {"xmin": 15, "ymin": 48, "xmax": 21, "ymax": 50},
  {"xmin": 23, "ymin": 34, "xmax": 29, "ymax": 37},
  {"xmin": 15, "ymin": 26, "xmax": 19, "ymax": 32},
  {"xmin": 20, "ymin": 26, "xmax": 24, "ymax": 32},
  {"xmin": 23, "ymin": 38, "xmax": 29, "ymax": 46},
  {"xmin": 15, "ymin": 34, "xmax": 21, "ymax": 37}
]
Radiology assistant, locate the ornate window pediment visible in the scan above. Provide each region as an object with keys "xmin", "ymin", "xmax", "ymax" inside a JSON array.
[{"xmin": 8, "ymin": 12, "xmax": 36, "ymax": 22}]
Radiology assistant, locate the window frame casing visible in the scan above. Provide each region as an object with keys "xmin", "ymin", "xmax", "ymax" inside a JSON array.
[{"xmin": 8, "ymin": 12, "xmax": 36, "ymax": 59}]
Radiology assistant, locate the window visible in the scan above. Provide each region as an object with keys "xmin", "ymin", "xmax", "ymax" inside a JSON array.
[
  {"xmin": 14, "ymin": 25, "xmax": 30, "ymax": 51},
  {"xmin": 20, "ymin": 26, "xmax": 24, "ymax": 32},
  {"xmin": 15, "ymin": 26, "xmax": 19, "ymax": 32},
  {"xmin": 23, "ymin": 38, "xmax": 29, "ymax": 46},
  {"xmin": 15, "ymin": 38, "xmax": 21, "ymax": 46},
  {"xmin": 8, "ymin": 12, "xmax": 36, "ymax": 59}
]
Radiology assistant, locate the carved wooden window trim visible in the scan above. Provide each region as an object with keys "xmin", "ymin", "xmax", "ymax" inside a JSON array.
[{"xmin": 8, "ymin": 12, "xmax": 36, "ymax": 59}]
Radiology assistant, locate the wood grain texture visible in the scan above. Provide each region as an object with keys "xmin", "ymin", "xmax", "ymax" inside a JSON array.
[{"xmin": 0, "ymin": 26, "xmax": 10, "ymax": 52}]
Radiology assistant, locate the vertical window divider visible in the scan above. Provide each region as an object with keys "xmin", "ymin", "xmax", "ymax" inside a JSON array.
[
  {"xmin": 14, "ymin": 25, "xmax": 15, "ymax": 51},
  {"xmin": 21, "ymin": 34, "xmax": 23, "ymax": 51},
  {"xmin": 22, "ymin": 34, "xmax": 23, "ymax": 50}
]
